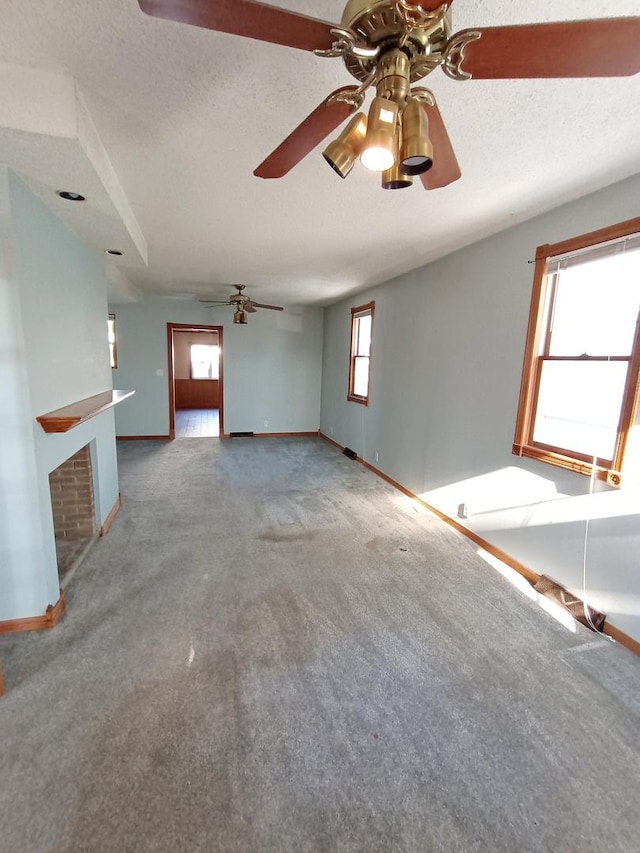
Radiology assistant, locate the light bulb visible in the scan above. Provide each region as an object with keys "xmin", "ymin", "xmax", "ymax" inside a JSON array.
[
  {"xmin": 360, "ymin": 97, "xmax": 398, "ymax": 173},
  {"xmin": 361, "ymin": 145, "xmax": 396, "ymax": 172}
]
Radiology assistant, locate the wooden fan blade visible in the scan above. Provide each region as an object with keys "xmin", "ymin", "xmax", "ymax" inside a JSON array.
[
  {"xmin": 250, "ymin": 301, "xmax": 284, "ymax": 311},
  {"xmin": 456, "ymin": 19, "xmax": 640, "ymax": 79},
  {"xmin": 244, "ymin": 301, "xmax": 258, "ymax": 313},
  {"xmin": 199, "ymin": 299, "xmax": 231, "ymax": 304},
  {"xmin": 254, "ymin": 87, "xmax": 359, "ymax": 179},
  {"xmin": 420, "ymin": 101, "xmax": 461, "ymax": 191},
  {"xmin": 138, "ymin": 0, "xmax": 339, "ymax": 53}
]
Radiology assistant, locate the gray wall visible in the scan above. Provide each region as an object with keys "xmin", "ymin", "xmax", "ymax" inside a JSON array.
[
  {"xmin": 110, "ymin": 300, "xmax": 323, "ymax": 436},
  {"xmin": 0, "ymin": 170, "xmax": 119, "ymax": 621},
  {"xmin": 320, "ymin": 173, "xmax": 640, "ymax": 643}
]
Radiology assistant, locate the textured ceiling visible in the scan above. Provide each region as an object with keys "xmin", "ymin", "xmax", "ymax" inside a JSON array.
[{"xmin": 0, "ymin": 0, "xmax": 639, "ymax": 307}]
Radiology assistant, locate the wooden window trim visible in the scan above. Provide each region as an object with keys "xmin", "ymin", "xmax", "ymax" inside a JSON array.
[
  {"xmin": 514, "ymin": 216, "xmax": 640, "ymax": 487},
  {"xmin": 348, "ymin": 301, "xmax": 375, "ymax": 406}
]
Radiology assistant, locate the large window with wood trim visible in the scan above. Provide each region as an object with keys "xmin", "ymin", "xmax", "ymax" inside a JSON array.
[
  {"xmin": 514, "ymin": 218, "xmax": 640, "ymax": 485},
  {"xmin": 348, "ymin": 302, "xmax": 374, "ymax": 405}
]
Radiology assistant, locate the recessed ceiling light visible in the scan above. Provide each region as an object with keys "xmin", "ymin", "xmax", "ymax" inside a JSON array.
[
  {"xmin": 57, "ymin": 190, "xmax": 85, "ymax": 201},
  {"xmin": 105, "ymin": 249, "xmax": 123, "ymax": 256}
]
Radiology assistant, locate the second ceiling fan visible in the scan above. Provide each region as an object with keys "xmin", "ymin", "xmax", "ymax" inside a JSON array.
[{"xmin": 138, "ymin": 0, "xmax": 640, "ymax": 190}]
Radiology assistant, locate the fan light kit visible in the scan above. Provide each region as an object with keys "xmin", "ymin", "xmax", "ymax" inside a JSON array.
[
  {"xmin": 200, "ymin": 285, "xmax": 284, "ymax": 325},
  {"xmin": 138, "ymin": 0, "xmax": 640, "ymax": 191}
]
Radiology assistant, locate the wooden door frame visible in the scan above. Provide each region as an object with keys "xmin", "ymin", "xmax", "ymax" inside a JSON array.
[{"xmin": 167, "ymin": 323, "xmax": 224, "ymax": 439}]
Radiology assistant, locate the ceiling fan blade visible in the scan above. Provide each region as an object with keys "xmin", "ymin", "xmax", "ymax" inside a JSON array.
[
  {"xmin": 244, "ymin": 301, "xmax": 258, "ymax": 313},
  {"xmin": 455, "ymin": 19, "xmax": 640, "ymax": 79},
  {"xmin": 254, "ymin": 87, "xmax": 359, "ymax": 179},
  {"xmin": 250, "ymin": 301, "xmax": 284, "ymax": 311},
  {"xmin": 420, "ymin": 101, "xmax": 461, "ymax": 190},
  {"xmin": 138, "ymin": 0, "xmax": 339, "ymax": 53},
  {"xmin": 199, "ymin": 299, "xmax": 231, "ymax": 304}
]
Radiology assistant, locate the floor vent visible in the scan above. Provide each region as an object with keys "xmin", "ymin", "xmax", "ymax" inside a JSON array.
[
  {"xmin": 343, "ymin": 447, "xmax": 357, "ymax": 460},
  {"xmin": 229, "ymin": 431, "xmax": 254, "ymax": 438}
]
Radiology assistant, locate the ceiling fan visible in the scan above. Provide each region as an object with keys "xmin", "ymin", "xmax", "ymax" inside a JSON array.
[
  {"xmin": 138, "ymin": 1, "xmax": 640, "ymax": 190},
  {"xmin": 200, "ymin": 284, "xmax": 285, "ymax": 324}
]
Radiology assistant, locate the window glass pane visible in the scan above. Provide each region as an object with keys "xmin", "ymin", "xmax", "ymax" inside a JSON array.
[
  {"xmin": 355, "ymin": 314, "xmax": 372, "ymax": 357},
  {"xmin": 191, "ymin": 344, "xmax": 219, "ymax": 379},
  {"xmin": 107, "ymin": 316, "xmax": 116, "ymax": 368},
  {"xmin": 191, "ymin": 362, "xmax": 209, "ymax": 379},
  {"xmin": 353, "ymin": 356, "xmax": 369, "ymax": 398},
  {"xmin": 550, "ymin": 249, "xmax": 640, "ymax": 356},
  {"xmin": 533, "ymin": 360, "xmax": 629, "ymax": 460}
]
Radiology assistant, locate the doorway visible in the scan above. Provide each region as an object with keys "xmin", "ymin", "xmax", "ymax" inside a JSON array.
[{"xmin": 167, "ymin": 323, "xmax": 224, "ymax": 439}]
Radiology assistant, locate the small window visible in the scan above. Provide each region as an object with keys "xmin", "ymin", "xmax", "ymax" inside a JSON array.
[
  {"xmin": 190, "ymin": 344, "xmax": 219, "ymax": 380},
  {"xmin": 514, "ymin": 217, "xmax": 640, "ymax": 485},
  {"xmin": 348, "ymin": 302, "xmax": 374, "ymax": 405},
  {"xmin": 108, "ymin": 313, "xmax": 117, "ymax": 369}
]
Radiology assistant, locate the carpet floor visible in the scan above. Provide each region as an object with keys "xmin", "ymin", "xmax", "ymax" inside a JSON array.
[{"xmin": 1, "ymin": 437, "xmax": 639, "ymax": 852}]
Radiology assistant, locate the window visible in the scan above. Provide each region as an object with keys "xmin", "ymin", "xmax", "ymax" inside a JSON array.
[
  {"xmin": 108, "ymin": 313, "xmax": 117, "ymax": 368},
  {"xmin": 514, "ymin": 217, "xmax": 640, "ymax": 485},
  {"xmin": 348, "ymin": 302, "xmax": 374, "ymax": 405},
  {"xmin": 190, "ymin": 344, "xmax": 219, "ymax": 380}
]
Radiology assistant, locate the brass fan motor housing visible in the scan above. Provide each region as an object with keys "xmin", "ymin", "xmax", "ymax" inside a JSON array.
[{"xmin": 340, "ymin": 0, "xmax": 452, "ymax": 83}]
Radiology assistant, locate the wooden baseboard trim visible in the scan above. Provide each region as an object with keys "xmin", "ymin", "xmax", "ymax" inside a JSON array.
[
  {"xmin": 321, "ymin": 433, "xmax": 343, "ymax": 451},
  {"xmin": 100, "ymin": 493, "xmax": 122, "ymax": 537},
  {"xmin": 602, "ymin": 622, "xmax": 640, "ymax": 656},
  {"xmin": 116, "ymin": 435, "xmax": 171, "ymax": 441},
  {"xmin": 321, "ymin": 433, "xmax": 365, "ymax": 461},
  {"xmin": 319, "ymin": 433, "xmax": 640, "ymax": 658},
  {"xmin": 0, "ymin": 590, "xmax": 66, "ymax": 635}
]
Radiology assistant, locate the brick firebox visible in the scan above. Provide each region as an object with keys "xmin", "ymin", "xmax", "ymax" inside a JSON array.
[{"xmin": 48, "ymin": 445, "xmax": 97, "ymax": 540}]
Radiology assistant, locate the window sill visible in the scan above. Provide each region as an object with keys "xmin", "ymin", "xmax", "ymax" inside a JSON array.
[
  {"xmin": 347, "ymin": 395, "xmax": 369, "ymax": 406},
  {"xmin": 512, "ymin": 443, "xmax": 621, "ymax": 487}
]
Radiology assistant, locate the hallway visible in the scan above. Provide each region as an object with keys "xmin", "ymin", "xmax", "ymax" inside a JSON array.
[{"xmin": 175, "ymin": 408, "xmax": 219, "ymax": 438}]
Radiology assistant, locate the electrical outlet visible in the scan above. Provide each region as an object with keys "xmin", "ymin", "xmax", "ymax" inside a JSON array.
[
  {"xmin": 156, "ymin": 368, "xmax": 164, "ymax": 377},
  {"xmin": 375, "ymin": 451, "xmax": 379, "ymax": 463},
  {"xmin": 263, "ymin": 420, "xmax": 269, "ymax": 428},
  {"xmin": 457, "ymin": 502, "xmax": 468, "ymax": 519},
  {"xmin": 330, "ymin": 427, "xmax": 334, "ymax": 435}
]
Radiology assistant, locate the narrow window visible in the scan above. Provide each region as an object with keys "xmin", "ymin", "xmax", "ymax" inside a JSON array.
[
  {"xmin": 108, "ymin": 313, "xmax": 117, "ymax": 369},
  {"xmin": 190, "ymin": 344, "xmax": 219, "ymax": 380},
  {"xmin": 514, "ymin": 218, "xmax": 640, "ymax": 485},
  {"xmin": 348, "ymin": 302, "xmax": 374, "ymax": 405}
]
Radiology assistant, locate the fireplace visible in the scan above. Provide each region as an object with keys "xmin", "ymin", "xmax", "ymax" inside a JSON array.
[{"xmin": 48, "ymin": 444, "xmax": 97, "ymax": 584}]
